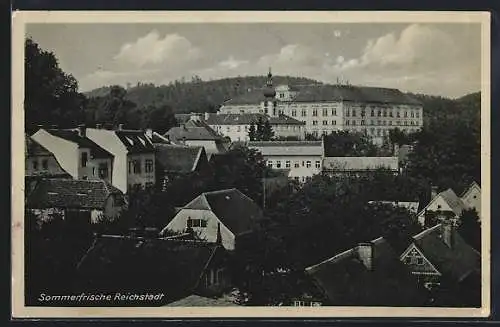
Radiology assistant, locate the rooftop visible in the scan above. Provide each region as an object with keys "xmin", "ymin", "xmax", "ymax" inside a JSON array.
[
  {"xmin": 155, "ymin": 144, "xmax": 205, "ymax": 173},
  {"xmin": 205, "ymin": 113, "xmax": 304, "ymax": 126},
  {"xmin": 248, "ymin": 141, "xmax": 324, "ymax": 157},
  {"xmin": 46, "ymin": 129, "xmax": 113, "ymax": 158},
  {"xmin": 26, "ymin": 178, "xmax": 124, "ymax": 210},
  {"xmin": 323, "ymin": 156, "xmax": 399, "ymax": 171}
]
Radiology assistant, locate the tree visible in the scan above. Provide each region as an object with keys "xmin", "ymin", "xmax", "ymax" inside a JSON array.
[
  {"xmin": 248, "ymin": 122, "xmax": 257, "ymax": 141},
  {"xmin": 323, "ymin": 131, "xmax": 378, "ymax": 156},
  {"xmin": 25, "ymin": 38, "xmax": 86, "ymax": 132},
  {"xmin": 458, "ymin": 208, "xmax": 481, "ymax": 252},
  {"xmin": 261, "ymin": 120, "xmax": 275, "ymax": 141},
  {"xmin": 144, "ymin": 104, "xmax": 178, "ymax": 134},
  {"xmin": 255, "ymin": 117, "xmax": 265, "ymax": 141}
]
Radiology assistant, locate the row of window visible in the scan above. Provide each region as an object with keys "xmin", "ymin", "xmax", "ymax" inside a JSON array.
[
  {"xmin": 345, "ymin": 120, "xmax": 420, "ymax": 126},
  {"xmin": 203, "ymin": 268, "xmax": 225, "ymax": 288},
  {"xmin": 128, "ymin": 182, "xmax": 154, "ymax": 191},
  {"xmin": 31, "ymin": 159, "xmax": 49, "ymax": 170},
  {"xmin": 187, "ymin": 218, "xmax": 208, "ymax": 228},
  {"xmin": 291, "ymin": 108, "xmax": 338, "ymax": 117},
  {"xmin": 267, "ymin": 160, "xmax": 321, "ymax": 169},
  {"xmin": 311, "ymin": 120, "xmax": 337, "ymax": 126},
  {"xmin": 345, "ymin": 108, "xmax": 421, "ymax": 118},
  {"xmin": 128, "ymin": 159, "xmax": 154, "ymax": 174}
]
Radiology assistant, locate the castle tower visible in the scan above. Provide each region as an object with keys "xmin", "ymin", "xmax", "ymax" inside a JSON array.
[{"xmin": 263, "ymin": 67, "xmax": 277, "ymax": 117}]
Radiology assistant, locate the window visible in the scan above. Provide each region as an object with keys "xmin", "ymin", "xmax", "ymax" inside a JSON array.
[
  {"xmin": 371, "ymin": 109, "xmax": 375, "ymax": 117},
  {"xmin": 411, "ymin": 111, "xmax": 415, "ymax": 118},
  {"xmin": 294, "ymin": 162, "xmax": 300, "ymax": 168},
  {"xmin": 352, "ymin": 109, "xmax": 356, "ymax": 117},
  {"xmin": 42, "ymin": 159, "xmax": 48, "ymax": 170},
  {"xmin": 397, "ymin": 111, "xmax": 401, "ymax": 118},
  {"xmin": 377, "ymin": 129, "xmax": 381, "ymax": 137},
  {"xmin": 404, "ymin": 111, "xmax": 408, "ymax": 118},
  {"xmin": 345, "ymin": 109, "xmax": 350, "ymax": 117},
  {"xmin": 416, "ymin": 257, "xmax": 424, "ymax": 265},
  {"xmin": 322, "ymin": 108, "xmax": 328, "ymax": 116},
  {"xmin": 312, "ymin": 109, "xmax": 318, "ymax": 116},
  {"xmin": 237, "ymin": 126, "xmax": 241, "ymax": 132},
  {"xmin": 377, "ymin": 110, "xmax": 382, "ymax": 117},
  {"xmin": 292, "ymin": 109, "xmax": 297, "ymax": 117},
  {"xmin": 388, "ymin": 120, "xmax": 392, "ymax": 126},
  {"xmin": 322, "ymin": 120, "xmax": 328, "ymax": 126},
  {"xmin": 294, "ymin": 177, "xmax": 300, "ymax": 181},
  {"xmin": 389, "ymin": 110, "xmax": 393, "ymax": 117},
  {"xmin": 352, "ymin": 120, "xmax": 356, "ymax": 126},
  {"xmin": 404, "ymin": 121, "xmax": 408, "ymax": 126},
  {"xmin": 301, "ymin": 109, "xmax": 307, "ymax": 117},
  {"xmin": 315, "ymin": 161, "xmax": 321, "ymax": 168},
  {"xmin": 276, "ymin": 161, "xmax": 282, "ymax": 168},
  {"xmin": 267, "ymin": 160, "xmax": 273, "ymax": 168},
  {"xmin": 306, "ymin": 161, "xmax": 311, "ymax": 168},
  {"xmin": 279, "ymin": 93, "xmax": 284, "ymax": 98},
  {"xmin": 345, "ymin": 120, "xmax": 350, "ymax": 126},
  {"xmin": 130, "ymin": 160, "xmax": 141, "ymax": 174},
  {"xmin": 294, "ymin": 301, "xmax": 305, "ymax": 307},
  {"xmin": 226, "ymin": 126, "xmax": 230, "ymax": 132},
  {"xmin": 383, "ymin": 109, "xmax": 387, "ymax": 117},
  {"xmin": 332, "ymin": 120, "xmax": 336, "ymax": 125},
  {"xmin": 245, "ymin": 126, "xmax": 248, "ymax": 131},
  {"xmin": 32, "ymin": 160, "xmax": 38, "ymax": 170},
  {"xmin": 331, "ymin": 109, "xmax": 337, "ymax": 116},
  {"xmin": 285, "ymin": 161, "xmax": 291, "ymax": 168},
  {"xmin": 416, "ymin": 112, "xmax": 420, "ymax": 118},
  {"xmin": 361, "ymin": 120, "xmax": 365, "ymax": 125},
  {"xmin": 81, "ymin": 152, "xmax": 88, "ymax": 167},
  {"xmin": 145, "ymin": 159, "xmax": 154, "ymax": 173},
  {"xmin": 312, "ymin": 121, "xmax": 318, "ymax": 126},
  {"xmin": 98, "ymin": 163, "xmax": 109, "ymax": 179},
  {"xmin": 187, "ymin": 218, "xmax": 207, "ymax": 228}
]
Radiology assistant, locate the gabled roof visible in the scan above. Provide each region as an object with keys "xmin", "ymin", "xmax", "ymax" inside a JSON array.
[
  {"xmin": 418, "ymin": 188, "xmax": 466, "ymax": 218},
  {"xmin": 248, "ymin": 141, "xmax": 323, "ymax": 156},
  {"xmin": 166, "ymin": 294, "xmax": 238, "ymax": 307},
  {"xmin": 268, "ymin": 114, "xmax": 305, "ymax": 126},
  {"xmin": 182, "ymin": 188, "xmax": 264, "ymax": 235},
  {"xmin": 26, "ymin": 178, "xmax": 124, "ymax": 210},
  {"xmin": 410, "ymin": 224, "xmax": 481, "ymax": 283},
  {"xmin": 115, "ymin": 130, "xmax": 156, "ymax": 153},
  {"xmin": 165, "ymin": 124, "xmax": 223, "ymax": 142},
  {"xmin": 155, "ymin": 144, "xmax": 205, "ymax": 173},
  {"xmin": 460, "ymin": 181, "xmax": 481, "ymax": 198},
  {"xmin": 76, "ymin": 236, "xmax": 219, "ymax": 303},
  {"xmin": 150, "ymin": 131, "xmax": 171, "ymax": 144},
  {"xmin": 294, "ymin": 85, "xmax": 422, "ymax": 105},
  {"xmin": 25, "ymin": 135, "xmax": 53, "ymax": 156},
  {"xmin": 46, "ymin": 129, "xmax": 113, "ymax": 158},
  {"xmin": 305, "ymin": 237, "xmax": 426, "ymax": 306},
  {"xmin": 323, "ymin": 157, "xmax": 399, "ymax": 172}
]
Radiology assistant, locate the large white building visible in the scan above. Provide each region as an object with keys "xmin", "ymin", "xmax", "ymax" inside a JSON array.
[{"xmin": 219, "ymin": 70, "xmax": 423, "ymax": 145}]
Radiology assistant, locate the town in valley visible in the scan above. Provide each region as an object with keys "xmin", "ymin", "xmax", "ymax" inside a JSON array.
[{"xmin": 22, "ymin": 23, "xmax": 483, "ymax": 308}]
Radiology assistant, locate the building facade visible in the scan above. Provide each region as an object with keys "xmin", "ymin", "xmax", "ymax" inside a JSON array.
[
  {"xmin": 218, "ymin": 70, "xmax": 423, "ymax": 145},
  {"xmin": 85, "ymin": 125, "xmax": 156, "ymax": 193},
  {"xmin": 248, "ymin": 141, "xmax": 324, "ymax": 182},
  {"xmin": 31, "ymin": 127, "xmax": 114, "ymax": 183}
]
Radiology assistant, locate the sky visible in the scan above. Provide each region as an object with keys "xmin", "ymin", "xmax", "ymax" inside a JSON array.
[{"xmin": 26, "ymin": 22, "xmax": 482, "ymax": 98}]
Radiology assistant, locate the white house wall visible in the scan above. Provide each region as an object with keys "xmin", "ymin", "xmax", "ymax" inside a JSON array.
[
  {"xmin": 166, "ymin": 208, "xmax": 236, "ymax": 250},
  {"xmin": 31, "ymin": 129, "xmax": 79, "ymax": 178}
]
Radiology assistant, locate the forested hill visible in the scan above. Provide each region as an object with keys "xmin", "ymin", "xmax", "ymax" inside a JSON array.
[{"xmin": 85, "ymin": 76, "xmax": 323, "ymax": 113}]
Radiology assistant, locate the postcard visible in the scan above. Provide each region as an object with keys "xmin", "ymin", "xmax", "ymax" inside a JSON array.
[{"xmin": 12, "ymin": 10, "xmax": 491, "ymax": 318}]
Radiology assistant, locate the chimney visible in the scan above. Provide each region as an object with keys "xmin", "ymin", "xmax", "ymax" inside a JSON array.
[
  {"xmin": 96, "ymin": 123, "xmax": 102, "ymax": 129},
  {"xmin": 77, "ymin": 124, "xmax": 86, "ymax": 137},
  {"xmin": 431, "ymin": 185, "xmax": 439, "ymax": 199},
  {"xmin": 205, "ymin": 112, "xmax": 210, "ymax": 120},
  {"xmin": 118, "ymin": 124, "xmax": 124, "ymax": 130},
  {"xmin": 145, "ymin": 128, "xmax": 153, "ymax": 139},
  {"xmin": 442, "ymin": 220, "xmax": 455, "ymax": 249},
  {"xmin": 357, "ymin": 242, "xmax": 373, "ymax": 271}
]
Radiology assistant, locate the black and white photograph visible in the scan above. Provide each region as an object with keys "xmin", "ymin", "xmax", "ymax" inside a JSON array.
[{"xmin": 11, "ymin": 11, "xmax": 490, "ymax": 318}]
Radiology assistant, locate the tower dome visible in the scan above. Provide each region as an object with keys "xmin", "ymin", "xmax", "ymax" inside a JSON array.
[{"xmin": 263, "ymin": 67, "xmax": 276, "ymax": 98}]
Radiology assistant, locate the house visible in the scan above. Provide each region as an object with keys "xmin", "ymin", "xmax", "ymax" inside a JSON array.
[
  {"xmin": 305, "ymin": 237, "xmax": 427, "ymax": 306},
  {"xmin": 417, "ymin": 187, "xmax": 466, "ymax": 226},
  {"xmin": 26, "ymin": 178, "xmax": 126, "ymax": 226},
  {"xmin": 31, "ymin": 126, "xmax": 114, "ymax": 183},
  {"xmin": 164, "ymin": 117, "xmax": 229, "ymax": 160},
  {"xmin": 248, "ymin": 141, "xmax": 324, "ymax": 183},
  {"xmin": 399, "ymin": 221, "xmax": 481, "ymax": 306},
  {"xmin": 205, "ymin": 112, "xmax": 305, "ymax": 141},
  {"xmin": 161, "ymin": 188, "xmax": 265, "ymax": 251},
  {"xmin": 322, "ymin": 156, "xmax": 399, "ymax": 176},
  {"xmin": 154, "ymin": 143, "xmax": 210, "ymax": 190},
  {"xmin": 85, "ymin": 125, "xmax": 156, "ymax": 193},
  {"xmin": 75, "ymin": 236, "xmax": 231, "ymax": 305},
  {"xmin": 25, "ymin": 135, "xmax": 72, "ymax": 195},
  {"xmin": 460, "ymin": 181, "xmax": 481, "ymax": 217}
]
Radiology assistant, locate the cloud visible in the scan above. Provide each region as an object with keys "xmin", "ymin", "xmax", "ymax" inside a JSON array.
[
  {"xmin": 218, "ymin": 56, "xmax": 249, "ymax": 70},
  {"xmin": 113, "ymin": 30, "xmax": 201, "ymax": 68}
]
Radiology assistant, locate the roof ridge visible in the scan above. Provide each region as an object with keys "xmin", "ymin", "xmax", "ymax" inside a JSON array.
[
  {"xmin": 305, "ymin": 247, "xmax": 357, "ymax": 274},
  {"xmin": 413, "ymin": 224, "xmax": 442, "ymax": 240}
]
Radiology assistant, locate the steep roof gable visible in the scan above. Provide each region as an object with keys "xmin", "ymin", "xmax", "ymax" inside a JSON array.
[
  {"xmin": 115, "ymin": 130, "xmax": 156, "ymax": 153},
  {"xmin": 46, "ymin": 129, "xmax": 113, "ymax": 158},
  {"xmin": 155, "ymin": 144, "xmax": 205, "ymax": 173}
]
